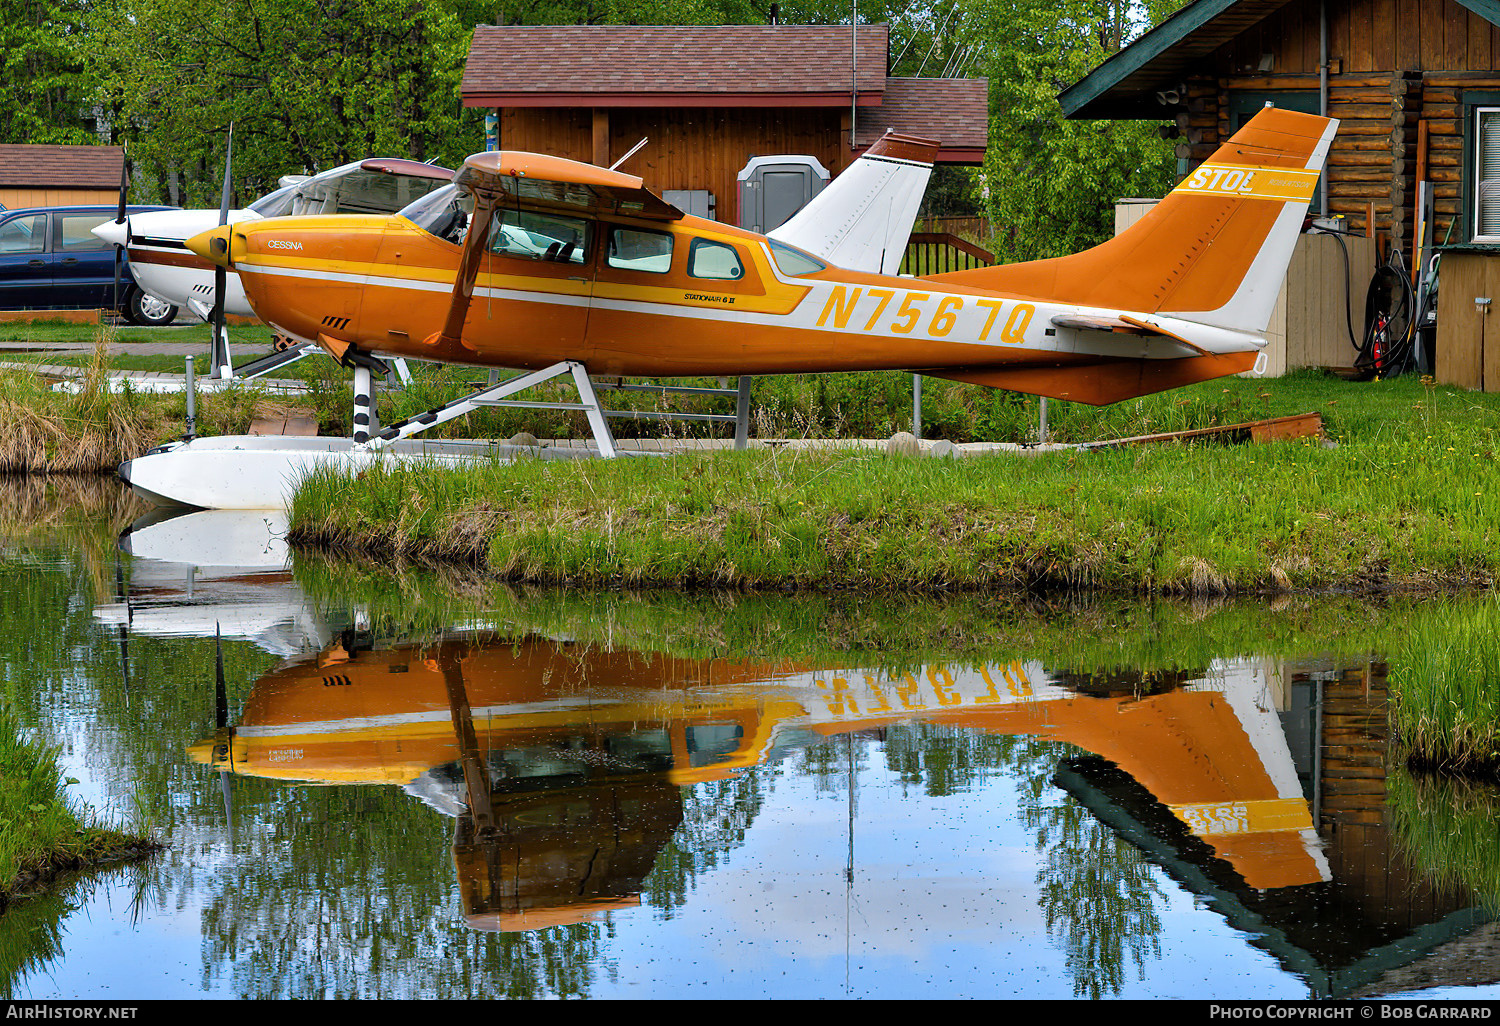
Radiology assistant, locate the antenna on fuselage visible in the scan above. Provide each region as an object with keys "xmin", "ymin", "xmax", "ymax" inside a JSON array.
[{"xmin": 609, "ymin": 137, "xmax": 648, "ymax": 172}]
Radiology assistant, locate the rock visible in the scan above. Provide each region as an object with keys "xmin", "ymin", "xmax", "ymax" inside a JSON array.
[
  {"xmin": 507, "ymin": 431, "xmax": 539, "ymax": 447},
  {"xmin": 928, "ymin": 439, "xmax": 958, "ymax": 459},
  {"xmin": 887, "ymin": 431, "xmax": 920, "ymax": 456}
]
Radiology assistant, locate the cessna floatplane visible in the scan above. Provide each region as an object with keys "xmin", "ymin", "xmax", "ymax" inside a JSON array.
[{"xmin": 118, "ymin": 107, "xmax": 1336, "ymax": 510}]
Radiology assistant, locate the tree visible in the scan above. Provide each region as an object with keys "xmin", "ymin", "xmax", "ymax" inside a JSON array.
[
  {"xmin": 971, "ymin": 0, "xmax": 1186, "ymax": 261},
  {"xmin": 88, "ymin": 0, "xmax": 482, "ymax": 206},
  {"xmin": 0, "ymin": 0, "xmax": 99, "ymax": 144}
]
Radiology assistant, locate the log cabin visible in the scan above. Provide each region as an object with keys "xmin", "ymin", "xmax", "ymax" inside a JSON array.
[{"xmin": 1060, "ymin": 0, "xmax": 1500, "ymax": 387}]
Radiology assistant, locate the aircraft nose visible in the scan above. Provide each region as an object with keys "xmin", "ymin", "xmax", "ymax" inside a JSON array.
[
  {"xmin": 93, "ymin": 219, "xmax": 128, "ymax": 247},
  {"xmin": 187, "ymin": 225, "xmax": 234, "ymax": 268}
]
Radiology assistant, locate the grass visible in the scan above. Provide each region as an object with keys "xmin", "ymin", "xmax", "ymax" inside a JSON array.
[
  {"xmin": 1388, "ymin": 769, "xmax": 1500, "ymax": 913},
  {"xmin": 287, "ymin": 370, "xmax": 1500, "ymax": 595},
  {"xmin": 0, "ymin": 703, "xmax": 157, "ymax": 915},
  {"xmin": 1389, "ymin": 598, "xmax": 1500, "ymax": 776}
]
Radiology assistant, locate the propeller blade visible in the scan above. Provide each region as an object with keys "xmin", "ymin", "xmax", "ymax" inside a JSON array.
[
  {"xmin": 217, "ymin": 125, "xmax": 234, "ymax": 228},
  {"xmin": 211, "ymin": 126, "xmax": 233, "ymax": 377},
  {"xmin": 214, "ymin": 624, "xmax": 233, "ymax": 826},
  {"xmin": 214, "ymin": 623, "xmax": 227, "ymax": 729},
  {"xmin": 113, "ymin": 144, "xmax": 129, "ymax": 316}
]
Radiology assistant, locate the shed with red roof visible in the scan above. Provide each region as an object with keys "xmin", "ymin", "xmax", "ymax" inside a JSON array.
[
  {"xmin": 461, "ymin": 23, "xmax": 989, "ymax": 225},
  {"xmin": 0, "ymin": 144, "xmax": 123, "ymax": 209}
]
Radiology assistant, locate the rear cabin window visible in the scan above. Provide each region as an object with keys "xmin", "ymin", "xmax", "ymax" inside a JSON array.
[
  {"xmin": 688, "ymin": 239, "xmax": 744, "ymax": 280},
  {"xmin": 58, "ymin": 215, "xmax": 111, "ymax": 251},
  {"xmin": 608, "ymin": 227, "xmax": 673, "ymax": 274},
  {"xmin": 487, "ymin": 208, "xmax": 588, "ymax": 264}
]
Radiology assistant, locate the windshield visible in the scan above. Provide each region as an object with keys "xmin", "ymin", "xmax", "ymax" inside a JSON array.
[
  {"xmin": 249, "ymin": 182, "xmax": 300, "ymax": 217},
  {"xmin": 254, "ymin": 163, "xmax": 450, "ymax": 218},
  {"xmin": 397, "ymin": 184, "xmax": 473, "ymax": 244}
]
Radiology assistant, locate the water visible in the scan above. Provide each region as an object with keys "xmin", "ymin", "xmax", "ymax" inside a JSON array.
[{"xmin": 1, "ymin": 482, "xmax": 1497, "ymax": 1000}]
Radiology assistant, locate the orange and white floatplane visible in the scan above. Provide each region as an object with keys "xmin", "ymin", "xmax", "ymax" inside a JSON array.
[
  {"xmin": 119, "ymin": 107, "xmax": 1336, "ymax": 510},
  {"xmin": 186, "ymin": 632, "xmax": 1328, "ymax": 931}
]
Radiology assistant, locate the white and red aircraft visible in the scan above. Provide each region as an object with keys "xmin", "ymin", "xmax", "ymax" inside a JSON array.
[{"xmin": 92, "ymin": 158, "xmax": 454, "ymax": 324}]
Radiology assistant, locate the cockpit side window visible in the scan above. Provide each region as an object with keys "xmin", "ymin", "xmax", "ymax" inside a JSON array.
[{"xmin": 607, "ymin": 226, "xmax": 673, "ymax": 274}]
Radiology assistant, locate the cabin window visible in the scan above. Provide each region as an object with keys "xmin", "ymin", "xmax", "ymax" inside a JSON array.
[
  {"xmin": 767, "ymin": 239, "xmax": 826, "ymax": 277},
  {"xmin": 1474, "ymin": 108, "xmax": 1500, "ymax": 243},
  {"xmin": 487, "ymin": 208, "xmax": 588, "ymax": 264},
  {"xmin": 685, "ymin": 722, "xmax": 745, "ymax": 769},
  {"xmin": 608, "ymin": 227, "xmax": 673, "ymax": 273},
  {"xmin": 688, "ymin": 238, "xmax": 744, "ymax": 280}
]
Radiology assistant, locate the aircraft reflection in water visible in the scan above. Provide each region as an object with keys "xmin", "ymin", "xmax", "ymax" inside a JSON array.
[
  {"xmin": 93, "ymin": 506, "xmax": 337, "ymax": 657},
  {"xmin": 185, "ymin": 630, "xmax": 1328, "ymax": 931}
]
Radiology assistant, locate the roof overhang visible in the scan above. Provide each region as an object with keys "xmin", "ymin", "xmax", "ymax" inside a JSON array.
[
  {"xmin": 1060, "ymin": 0, "xmax": 1296, "ymax": 119},
  {"xmin": 464, "ymin": 92, "xmax": 885, "ymax": 109},
  {"xmin": 1062, "ymin": 0, "xmax": 1500, "ymax": 120}
]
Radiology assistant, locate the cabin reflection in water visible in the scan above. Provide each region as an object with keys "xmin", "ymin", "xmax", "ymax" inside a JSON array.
[{"xmin": 187, "ymin": 632, "xmax": 1476, "ymax": 974}]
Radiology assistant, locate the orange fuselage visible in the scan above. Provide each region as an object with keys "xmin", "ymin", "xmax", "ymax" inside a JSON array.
[{"xmin": 220, "ymin": 210, "xmax": 1072, "ymax": 379}]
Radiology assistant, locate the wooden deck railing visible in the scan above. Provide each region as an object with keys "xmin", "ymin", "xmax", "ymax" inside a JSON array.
[{"xmin": 903, "ymin": 232, "xmax": 995, "ymax": 275}]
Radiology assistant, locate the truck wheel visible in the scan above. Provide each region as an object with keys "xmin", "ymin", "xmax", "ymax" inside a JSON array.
[{"xmin": 125, "ymin": 290, "xmax": 178, "ymax": 327}]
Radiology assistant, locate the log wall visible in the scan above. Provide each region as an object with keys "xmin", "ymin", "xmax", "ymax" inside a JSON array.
[{"xmin": 1171, "ymin": 0, "xmax": 1500, "ymax": 257}]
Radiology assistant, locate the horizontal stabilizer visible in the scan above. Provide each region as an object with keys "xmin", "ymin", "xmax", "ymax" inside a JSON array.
[
  {"xmin": 1050, "ymin": 313, "xmax": 1214, "ymax": 357},
  {"xmin": 927, "ymin": 351, "xmax": 1257, "ymax": 406}
]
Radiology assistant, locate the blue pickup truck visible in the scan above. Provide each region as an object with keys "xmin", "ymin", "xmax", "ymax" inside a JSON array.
[{"xmin": 0, "ymin": 203, "xmax": 180, "ymax": 325}]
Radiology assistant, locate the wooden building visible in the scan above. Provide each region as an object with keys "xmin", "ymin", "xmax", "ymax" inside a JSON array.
[
  {"xmin": 460, "ymin": 24, "xmax": 989, "ymax": 227},
  {"xmin": 0, "ymin": 144, "xmax": 124, "ymax": 209},
  {"xmin": 1060, "ymin": 0, "xmax": 1500, "ymax": 385}
]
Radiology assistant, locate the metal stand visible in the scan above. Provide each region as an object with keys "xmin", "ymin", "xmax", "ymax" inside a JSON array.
[
  {"xmin": 209, "ymin": 322, "xmax": 233, "ymax": 380},
  {"xmin": 364, "ymin": 363, "xmax": 756, "ymax": 457},
  {"xmin": 366, "ymin": 360, "xmax": 616, "ymax": 457},
  {"xmin": 232, "ymin": 340, "xmax": 323, "ymax": 380}
]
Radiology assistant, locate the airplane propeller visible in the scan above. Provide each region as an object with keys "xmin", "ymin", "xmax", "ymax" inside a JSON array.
[
  {"xmin": 214, "ymin": 623, "xmax": 233, "ymax": 827},
  {"xmin": 111, "ymin": 144, "xmax": 129, "ymax": 319},
  {"xmin": 208, "ymin": 127, "xmax": 234, "ymax": 378}
]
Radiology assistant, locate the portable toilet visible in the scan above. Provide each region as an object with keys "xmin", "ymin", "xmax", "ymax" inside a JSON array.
[{"xmin": 736, "ymin": 156, "xmax": 830, "ymax": 234}]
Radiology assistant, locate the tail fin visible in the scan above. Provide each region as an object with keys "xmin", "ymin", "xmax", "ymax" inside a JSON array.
[
  {"xmin": 769, "ymin": 132, "xmax": 938, "ymax": 275},
  {"xmin": 928, "ymin": 107, "xmax": 1337, "ymax": 334}
]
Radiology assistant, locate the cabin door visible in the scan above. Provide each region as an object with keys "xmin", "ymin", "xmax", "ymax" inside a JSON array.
[{"xmin": 467, "ymin": 206, "xmax": 594, "ymax": 363}]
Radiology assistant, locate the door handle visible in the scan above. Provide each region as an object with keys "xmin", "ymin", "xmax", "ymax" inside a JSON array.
[
  {"xmin": 27, "ymin": 259, "xmax": 44, "ymax": 267},
  {"xmin": 61, "ymin": 258, "xmax": 78, "ymax": 265}
]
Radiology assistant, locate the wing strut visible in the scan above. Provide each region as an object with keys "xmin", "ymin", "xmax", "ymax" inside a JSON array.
[{"xmin": 430, "ymin": 193, "xmax": 499, "ymax": 351}]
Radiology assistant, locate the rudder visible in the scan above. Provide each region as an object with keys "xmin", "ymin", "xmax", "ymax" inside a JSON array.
[{"xmin": 927, "ymin": 107, "xmax": 1337, "ymax": 335}]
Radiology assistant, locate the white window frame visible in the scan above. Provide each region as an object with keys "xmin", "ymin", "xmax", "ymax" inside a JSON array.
[{"xmin": 1473, "ymin": 106, "xmax": 1500, "ymax": 244}]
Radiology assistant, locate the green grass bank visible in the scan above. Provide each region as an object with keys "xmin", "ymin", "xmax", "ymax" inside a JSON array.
[
  {"xmin": 0, "ymin": 704, "xmax": 157, "ymax": 915},
  {"xmin": 288, "ymin": 371, "xmax": 1500, "ymax": 596}
]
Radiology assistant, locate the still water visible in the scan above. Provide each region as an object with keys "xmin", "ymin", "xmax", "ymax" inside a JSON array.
[{"xmin": 1, "ymin": 481, "xmax": 1498, "ymax": 1000}]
